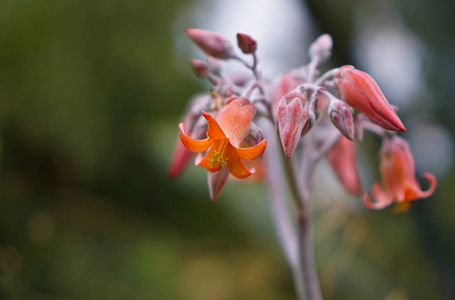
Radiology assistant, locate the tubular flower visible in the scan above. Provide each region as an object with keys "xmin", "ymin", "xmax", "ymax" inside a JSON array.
[
  {"xmin": 364, "ymin": 136, "xmax": 437, "ymax": 211},
  {"xmin": 326, "ymin": 136, "xmax": 362, "ymax": 196},
  {"xmin": 335, "ymin": 66, "xmax": 406, "ymax": 132},
  {"xmin": 179, "ymin": 97, "xmax": 267, "ymax": 180}
]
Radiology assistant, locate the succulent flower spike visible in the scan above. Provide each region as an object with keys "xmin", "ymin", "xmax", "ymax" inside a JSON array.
[
  {"xmin": 179, "ymin": 97, "xmax": 267, "ymax": 185},
  {"xmin": 335, "ymin": 66, "xmax": 406, "ymax": 132},
  {"xmin": 364, "ymin": 136, "xmax": 437, "ymax": 211},
  {"xmin": 326, "ymin": 136, "xmax": 362, "ymax": 196},
  {"xmin": 276, "ymin": 92, "xmax": 310, "ymax": 158},
  {"xmin": 186, "ymin": 29, "xmax": 234, "ymax": 59}
]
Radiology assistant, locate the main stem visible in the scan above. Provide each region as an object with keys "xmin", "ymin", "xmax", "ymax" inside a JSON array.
[{"xmin": 284, "ymin": 145, "xmax": 323, "ymax": 300}]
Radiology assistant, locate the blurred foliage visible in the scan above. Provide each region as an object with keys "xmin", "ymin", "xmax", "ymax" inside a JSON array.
[{"xmin": 0, "ymin": 0, "xmax": 453, "ymax": 299}]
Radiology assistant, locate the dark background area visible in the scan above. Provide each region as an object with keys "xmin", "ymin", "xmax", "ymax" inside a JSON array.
[{"xmin": 0, "ymin": 0, "xmax": 454, "ymax": 299}]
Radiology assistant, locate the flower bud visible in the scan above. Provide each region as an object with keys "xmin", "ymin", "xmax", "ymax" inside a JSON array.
[
  {"xmin": 236, "ymin": 33, "xmax": 257, "ymax": 54},
  {"xmin": 270, "ymin": 73, "xmax": 304, "ymax": 124},
  {"xmin": 335, "ymin": 66, "xmax": 405, "ymax": 132},
  {"xmin": 276, "ymin": 92, "xmax": 309, "ymax": 158},
  {"xmin": 328, "ymin": 100, "xmax": 355, "ymax": 141},
  {"xmin": 190, "ymin": 59, "xmax": 209, "ymax": 79},
  {"xmin": 309, "ymin": 34, "xmax": 333, "ymax": 64},
  {"xmin": 186, "ymin": 29, "xmax": 234, "ymax": 59},
  {"xmin": 248, "ymin": 122, "xmax": 265, "ymax": 146}
]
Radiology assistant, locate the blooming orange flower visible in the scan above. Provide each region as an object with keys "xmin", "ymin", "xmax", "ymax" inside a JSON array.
[
  {"xmin": 179, "ymin": 97, "xmax": 267, "ymax": 179},
  {"xmin": 364, "ymin": 136, "xmax": 437, "ymax": 211}
]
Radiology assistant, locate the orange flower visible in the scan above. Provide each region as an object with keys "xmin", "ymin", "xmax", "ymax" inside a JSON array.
[
  {"xmin": 179, "ymin": 97, "xmax": 267, "ymax": 179},
  {"xmin": 364, "ymin": 136, "xmax": 437, "ymax": 211}
]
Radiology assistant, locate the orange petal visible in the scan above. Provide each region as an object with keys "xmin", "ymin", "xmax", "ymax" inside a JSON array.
[
  {"xmin": 235, "ymin": 140, "xmax": 267, "ymax": 160},
  {"xmin": 179, "ymin": 123, "xmax": 213, "ymax": 153},
  {"xmin": 202, "ymin": 112, "xmax": 226, "ymax": 140},
  {"xmin": 216, "ymin": 97, "xmax": 254, "ymax": 145},
  {"xmin": 196, "ymin": 140, "xmax": 222, "ymax": 172},
  {"xmin": 226, "ymin": 145, "xmax": 252, "ymax": 179},
  {"xmin": 417, "ymin": 173, "xmax": 437, "ymax": 198},
  {"xmin": 364, "ymin": 182, "xmax": 393, "ymax": 209}
]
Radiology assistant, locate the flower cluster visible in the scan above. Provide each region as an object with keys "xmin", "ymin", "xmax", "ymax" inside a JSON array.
[{"xmin": 170, "ymin": 29, "xmax": 436, "ymax": 210}]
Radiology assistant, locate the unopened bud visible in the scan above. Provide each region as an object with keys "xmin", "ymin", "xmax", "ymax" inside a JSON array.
[
  {"xmin": 309, "ymin": 34, "xmax": 333, "ymax": 64},
  {"xmin": 270, "ymin": 73, "xmax": 304, "ymax": 124},
  {"xmin": 248, "ymin": 122, "xmax": 265, "ymax": 146},
  {"xmin": 276, "ymin": 92, "xmax": 309, "ymax": 158},
  {"xmin": 328, "ymin": 100, "xmax": 355, "ymax": 141},
  {"xmin": 190, "ymin": 60, "xmax": 209, "ymax": 79},
  {"xmin": 335, "ymin": 65, "xmax": 406, "ymax": 132},
  {"xmin": 186, "ymin": 29, "xmax": 234, "ymax": 59},
  {"xmin": 237, "ymin": 33, "xmax": 257, "ymax": 54}
]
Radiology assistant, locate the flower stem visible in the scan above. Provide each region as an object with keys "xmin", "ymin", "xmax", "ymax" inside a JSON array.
[{"xmin": 284, "ymin": 144, "xmax": 323, "ymax": 300}]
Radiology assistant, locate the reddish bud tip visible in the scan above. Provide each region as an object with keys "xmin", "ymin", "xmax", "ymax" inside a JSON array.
[
  {"xmin": 186, "ymin": 29, "xmax": 234, "ymax": 59},
  {"xmin": 236, "ymin": 33, "xmax": 257, "ymax": 54}
]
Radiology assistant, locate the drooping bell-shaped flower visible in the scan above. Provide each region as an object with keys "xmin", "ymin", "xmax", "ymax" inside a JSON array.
[
  {"xmin": 364, "ymin": 136, "xmax": 437, "ymax": 211},
  {"xmin": 335, "ymin": 66, "xmax": 406, "ymax": 132},
  {"xmin": 326, "ymin": 136, "xmax": 362, "ymax": 196},
  {"xmin": 179, "ymin": 97, "xmax": 267, "ymax": 201},
  {"xmin": 276, "ymin": 92, "xmax": 310, "ymax": 158}
]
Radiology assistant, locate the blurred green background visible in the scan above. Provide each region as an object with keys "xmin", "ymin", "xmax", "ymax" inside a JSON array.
[{"xmin": 0, "ymin": 0, "xmax": 454, "ymax": 299}]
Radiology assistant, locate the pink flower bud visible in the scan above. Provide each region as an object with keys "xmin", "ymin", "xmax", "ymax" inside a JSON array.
[
  {"xmin": 186, "ymin": 29, "xmax": 234, "ymax": 59},
  {"xmin": 309, "ymin": 34, "xmax": 333, "ymax": 64},
  {"xmin": 328, "ymin": 100, "xmax": 355, "ymax": 141},
  {"xmin": 270, "ymin": 73, "xmax": 304, "ymax": 124},
  {"xmin": 335, "ymin": 66, "xmax": 406, "ymax": 132},
  {"xmin": 326, "ymin": 136, "xmax": 362, "ymax": 196},
  {"xmin": 276, "ymin": 92, "xmax": 309, "ymax": 158},
  {"xmin": 190, "ymin": 59, "xmax": 209, "ymax": 79},
  {"xmin": 236, "ymin": 33, "xmax": 257, "ymax": 54}
]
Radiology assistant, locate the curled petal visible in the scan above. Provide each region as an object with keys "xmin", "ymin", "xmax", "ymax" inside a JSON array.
[
  {"xmin": 417, "ymin": 173, "xmax": 437, "ymax": 198},
  {"xmin": 202, "ymin": 112, "xmax": 226, "ymax": 140},
  {"xmin": 226, "ymin": 146, "xmax": 253, "ymax": 179},
  {"xmin": 364, "ymin": 182, "xmax": 394, "ymax": 209},
  {"xmin": 179, "ymin": 123, "xmax": 213, "ymax": 152},
  {"xmin": 208, "ymin": 168, "xmax": 230, "ymax": 202},
  {"xmin": 235, "ymin": 140, "xmax": 267, "ymax": 161}
]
